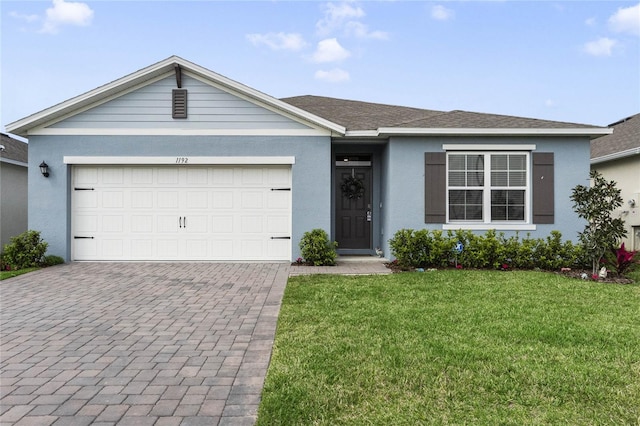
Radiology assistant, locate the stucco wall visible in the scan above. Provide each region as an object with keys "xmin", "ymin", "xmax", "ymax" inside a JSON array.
[
  {"xmin": 593, "ymin": 155, "xmax": 640, "ymax": 250},
  {"xmin": 27, "ymin": 135, "xmax": 331, "ymax": 261},
  {"xmin": 381, "ymin": 136, "xmax": 591, "ymax": 258},
  {"xmin": 0, "ymin": 162, "xmax": 28, "ymax": 248}
]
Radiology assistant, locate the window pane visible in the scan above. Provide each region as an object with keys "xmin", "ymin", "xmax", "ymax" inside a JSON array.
[
  {"xmin": 491, "ymin": 171, "xmax": 508, "ymax": 186},
  {"xmin": 449, "ymin": 205, "xmax": 465, "ymax": 220},
  {"xmin": 507, "ymin": 190, "xmax": 525, "ymax": 204},
  {"xmin": 468, "ymin": 171, "xmax": 484, "ymax": 186},
  {"xmin": 491, "ymin": 190, "xmax": 506, "ymax": 204},
  {"xmin": 449, "ymin": 190, "xmax": 483, "ymax": 221},
  {"xmin": 491, "ymin": 155, "xmax": 508, "ymax": 170},
  {"xmin": 468, "ymin": 155, "xmax": 484, "ymax": 170},
  {"xmin": 491, "ymin": 190, "xmax": 525, "ymax": 221},
  {"xmin": 509, "ymin": 155, "xmax": 526, "ymax": 170},
  {"xmin": 508, "ymin": 206, "xmax": 525, "ymax": 220},
  {"xmin": 509, "ymin": 171, "xmax": 526, "ymax": 186},
  {"xmin": 449, "ymin": 155, "xmax": 466, "ymax": 170},
  {"xmin": 449, "ymin": 190, "xmax": 466, "ymax": 204},
  {"xmin": 466, "ymin": 205, "xmax": 483, "ymax": 220},
  {"xmin": 449, "ymin": 172, "xmax": 466, "ymax": 186},
  {"xmin": 466, "ymin": 190, "xmax": 483, "ymax": 204},
  {"xmin": 492, "ymin": 205, "xmax": 507, "ymax": 221}
]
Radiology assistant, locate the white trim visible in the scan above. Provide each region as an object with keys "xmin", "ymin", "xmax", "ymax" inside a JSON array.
[
  {"xmin": 443, "ymin": 224, "xmax": 537, "ymax": 231},
  {"xmin": 378, "ymin": 127, "xmax": 612, "ymax": 137},
  {"xmin": 28, "ymin": 128, "xmax": 333, "ymax": 137},
  {"xmin": 0, "ymin": 158, "xmax": 28, "ymax": 167},
  {"xmin": 64, "ymin": 156, "xmax": 296, "ymax": 165},
  {"xmin": 443, "ymin": 144, "xmax": 536, "ymax": 151},
  {"xmin": 591, "ymin": 147, "xmax": 640, "ymax": 164},
  {"xmin": 344, "ymin": 130, "xmax": 381, "ymax": 138}
]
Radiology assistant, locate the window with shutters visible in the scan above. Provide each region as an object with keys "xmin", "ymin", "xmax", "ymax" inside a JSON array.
[
  {"xmin": 172, "ymin": 89, "xmax": 187, "ymax": 119},
  {"xmin": 447, "ymin": 152, "xmax": 529, "ymax": 224}
]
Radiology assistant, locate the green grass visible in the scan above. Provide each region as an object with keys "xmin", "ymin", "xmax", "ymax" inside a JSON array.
[
  {"xmin": 257, "ymin": 270, "xmax": 640, "ymax": 425},
  {"xmin": 0, "ymin": 267, "xmax": 39, "ymax": 280}
]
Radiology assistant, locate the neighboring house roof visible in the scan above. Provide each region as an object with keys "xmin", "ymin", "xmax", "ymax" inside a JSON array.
[
  {"xmin": 0, "ymin": 133, "xmax": 28, "ymax": 167},
  {"xmin": 5, "ymin": 55, "xmax": 611, "ymax": 139},
  {"xmin": 591, "ymin": 113, "xmax": 640, "ymax": 164}
]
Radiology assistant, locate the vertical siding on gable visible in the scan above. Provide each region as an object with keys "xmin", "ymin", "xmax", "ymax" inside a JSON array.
[{"xmin": 49, "ymin": 75, "xmax": 312, "ymax": 130}]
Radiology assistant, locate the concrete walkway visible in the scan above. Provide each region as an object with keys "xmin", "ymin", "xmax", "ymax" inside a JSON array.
[{"xmin": 0, "ymin": 260, "xmax": 389, "ymax": 425}]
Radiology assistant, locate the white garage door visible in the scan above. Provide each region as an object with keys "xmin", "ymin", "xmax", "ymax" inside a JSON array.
[{"xmin": 72, "ymin": 165, "xmax": 291, "ymax": 261}]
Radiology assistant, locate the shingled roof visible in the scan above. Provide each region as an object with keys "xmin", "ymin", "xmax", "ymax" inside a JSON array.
[
  {"xmin": 282, "ymin": 95, "xmax": 602, "ymax": 132},
  {"xmin": 0, "ymin": 133, "xmax": 28, "ymax": 165},
  {"xmin": 591, "ymin": 113, "xmax": 640, "ymax": 162}
]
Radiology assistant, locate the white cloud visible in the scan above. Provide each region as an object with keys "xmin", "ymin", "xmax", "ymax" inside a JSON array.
[
  {"xmin": 431, "ymin": 5, "xmax": 455, "ymax": 21},
  {"xmin": 345, "ymin": 21, "xmax": 389, "ymax": 40},
  {"xmin": 246, "ymin": 32, "xmax": 307, "ymax": 51},
  {"xmin": 40, "ymin": 0, "xmax": 94, "ymax": 34},
  {"xmin": 545, "ymin": 99, "xmax": 556, "ymax": 108},
  {"xmin": 608, "ymin": 3, "xmax": 640, "ymax": 36},
  {"xmin": 311, "ymin": 38, "xmax": 351, "ymax": 63},
  {"xmin": 583, "ymin": 37, "xmax": 617, "ymax": 56},
  {"xmin": 585, "ymin": 17, "xmax": 596, "ymax": 27},
  {"xmin": 317, "ymin": 2, "xmax": 365, "ymax": 36},
  {"xmin": 315, "ymin": 68, "xmax": 350, "ymax": 83},
  {"xmin": 9, "ymin": 11, "xmax": 40, "ymax": 23}
]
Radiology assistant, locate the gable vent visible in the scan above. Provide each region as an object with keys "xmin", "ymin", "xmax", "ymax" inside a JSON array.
[{"xmin": 172, "ymin": 89, "xmax": 188, "ymax": 119}]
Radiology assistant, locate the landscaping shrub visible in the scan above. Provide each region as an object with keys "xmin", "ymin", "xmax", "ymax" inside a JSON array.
[
  {"xmin": 300, "ymin": 229, "xmax": 338, "ymax": 266},
  {"xmin": 2, "ymin": 230, "xmax": 48, "ymax": 270},
  {"xmin": 41, "ymin": 255, "xmax": 65, "ymax": 267},
  {"xmin": 389, "ymin": 228, "xmax": 582, "ymax": 272},
  {"xmin": 606, "ymin": 243, "xmax": 638, "ymax": 276}
]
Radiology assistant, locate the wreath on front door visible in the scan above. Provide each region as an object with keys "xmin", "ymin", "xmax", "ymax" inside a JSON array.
[{"xmin": 341, "ymin": 175, "xmax": 365, "ymax": 200}]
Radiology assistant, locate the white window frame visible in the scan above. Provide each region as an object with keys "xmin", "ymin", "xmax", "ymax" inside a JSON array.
[{"xmin": 443, "ymin": 150, "xmax": 535, "ymax": 231}]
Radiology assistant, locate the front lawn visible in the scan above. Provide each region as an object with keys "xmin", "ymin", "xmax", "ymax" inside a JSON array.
[
  {"xmin": 0, "ymin": 267, "xmax": 39, "ymax": 280},
  {"xmin": 257, "ymin": 270, "xmax": 640, "ymax": 425}
]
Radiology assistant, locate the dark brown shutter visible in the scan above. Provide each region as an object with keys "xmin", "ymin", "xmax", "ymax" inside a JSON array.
[
  {"xmin": 425, "ymin": 152, "xmax": 446, "ymax": 223},
  {"xmin": 532, "ymin": 152, "xmax": 554, "ymax": 224},
  {"xmin": 172, "ymin": 89, "xmax": 187, "ymax": 119}
]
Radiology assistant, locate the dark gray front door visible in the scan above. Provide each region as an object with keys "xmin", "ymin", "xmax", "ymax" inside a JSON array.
[{"xmin": 335, "ymin": 167, "xmax": 372, "ymax": 249}]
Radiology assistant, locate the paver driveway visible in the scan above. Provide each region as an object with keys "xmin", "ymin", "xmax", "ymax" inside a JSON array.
[{"xmin": 0, "ymin": 262, "xmax": 290, "ymax": 425}]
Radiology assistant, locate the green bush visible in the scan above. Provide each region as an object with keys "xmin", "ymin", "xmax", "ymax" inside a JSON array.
[
  {"xmin": 2, "ymin": 230, "xmax": 48, "ymax": 270},
  {"xmin": 389, "ymin": 228, "xmax": 581, "ymax": 271},
  {"xmin": 41, "ymin": 255, "xmax": 65, "ymax": 267},
  {"xmin": 300, "ymin": 229, "xmax": 338, "ymax": 266}
]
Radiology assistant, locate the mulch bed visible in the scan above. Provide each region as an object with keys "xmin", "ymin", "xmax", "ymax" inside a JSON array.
[{"xmin": 384, "ymin": 262, "xmax": 635, "ymax": 284}]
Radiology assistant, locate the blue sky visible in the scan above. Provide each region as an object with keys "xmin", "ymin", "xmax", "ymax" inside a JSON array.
[{"xmin": 2, "ymin": 0, "xmax": 639, "ymax": 133}]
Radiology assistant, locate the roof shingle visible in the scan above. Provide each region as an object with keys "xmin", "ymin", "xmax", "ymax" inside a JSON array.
[
  {"xmin": 591, "ymin": 113, "xmax": 640, "ymax": 160},
  {"xmin": 1, "ymin": 133, "xmax": 28, "ymax": 164}
]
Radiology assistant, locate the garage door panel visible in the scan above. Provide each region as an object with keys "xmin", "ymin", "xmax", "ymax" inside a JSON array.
[{"xmin": 73, "ymin": 165, "xmax": 291, "ymax": 261}]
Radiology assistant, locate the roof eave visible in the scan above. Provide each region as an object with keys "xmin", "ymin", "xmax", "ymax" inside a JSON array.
[
  {"xmin": 376, "ymin": 127, "xmax": 613, "ymax": 138},
  {"xmin": 591, "ymin": 147, "xmax": 640, "ymax": 164}
]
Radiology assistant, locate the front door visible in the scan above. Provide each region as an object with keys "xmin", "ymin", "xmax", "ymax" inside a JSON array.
[{"xmin": 335, "ymin": 162, "xmax": 372, "ymax": 250}]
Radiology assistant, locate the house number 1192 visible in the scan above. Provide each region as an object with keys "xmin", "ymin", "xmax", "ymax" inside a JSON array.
[{"xmin": 176, "ymin": 157, "xmax": 189, "ymax": 164}]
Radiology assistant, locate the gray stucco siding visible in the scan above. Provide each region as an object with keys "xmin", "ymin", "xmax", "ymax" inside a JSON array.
[
  {"xmin": 0, "ymin": 163, "xmax": 28, "ymax": 248},
  {"xmin": 27, "ymin": 135, "xmax": 331, "ymax": 261},
  {"xmin": 49, "ymin": 75, "xmax": 312, "ymax": 130},
  {"xmin": 381, "ymin": 136, "xmax": 590, "ymax": 258}
]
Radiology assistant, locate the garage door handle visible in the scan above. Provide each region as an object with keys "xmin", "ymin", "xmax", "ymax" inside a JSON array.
[
  {"xmin": 270, "ymin": 236, "xmax": 291, "ymax": 239},
  {"xmin": 74, "ymin": 236, "xmax": 94, "ymax": 239},
  {"xmin": 271, "ymin": 188, "xmax": 291, "ymax": 191},
  {"xmin": 179, "ymin": 217, "xmax": 182, "ymax": 228},
  {"xmin": 74, "ymin": 187, "xmax": 95, "ymax": 191}
]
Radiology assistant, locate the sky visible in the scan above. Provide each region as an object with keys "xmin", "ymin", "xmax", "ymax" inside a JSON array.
[{"xmin": 1, "ymin": 0, "xmax": 639, "ymax": 135}]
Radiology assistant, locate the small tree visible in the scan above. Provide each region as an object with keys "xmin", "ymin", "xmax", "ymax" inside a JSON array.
[{"xmin": 570, "ymin": 170, "xmax": 627, "ymax": 276}]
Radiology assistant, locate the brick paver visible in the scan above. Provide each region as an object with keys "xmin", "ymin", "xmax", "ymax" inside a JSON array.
[
  {"xmin": 1, "ymin": 263, "xmax": 289, "ymax": 425},
  {"xmin": 1, "ymin": 259, "xmax": 388, "ymax": 425}
]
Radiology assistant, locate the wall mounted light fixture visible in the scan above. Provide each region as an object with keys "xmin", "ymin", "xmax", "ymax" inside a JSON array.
[{"xmin": 39, "ymin": 161, "xmax": 50, "ymax": 178}]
